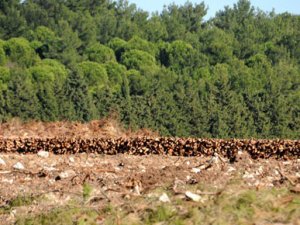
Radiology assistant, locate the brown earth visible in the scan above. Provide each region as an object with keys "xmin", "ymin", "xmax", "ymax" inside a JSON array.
[
  {"xmin": 0, "ymin": 151, "xmax": 299, "ymax": 224},
  {"xmin": 0, "ymin": 120, "xmax": 299, "ymax": 224}
]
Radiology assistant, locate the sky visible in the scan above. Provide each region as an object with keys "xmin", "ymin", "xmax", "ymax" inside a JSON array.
[{"xmin": 128, "ymin": 0, "xmax": 300, "ymax": 19}]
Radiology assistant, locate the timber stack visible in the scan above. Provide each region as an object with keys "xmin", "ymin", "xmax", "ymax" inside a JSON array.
[{"xmin": 0, "ymin": 138, "xmax": 299, "ymax": 160}]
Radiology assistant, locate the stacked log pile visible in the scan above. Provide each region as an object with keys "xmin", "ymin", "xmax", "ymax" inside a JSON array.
[{"xmin": 0, "ymin": 138, "xmax": 299, "ymax": 160}]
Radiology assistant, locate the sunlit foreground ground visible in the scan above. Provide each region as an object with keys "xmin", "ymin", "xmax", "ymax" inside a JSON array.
[{"xmin": 0, "ymin": 152, "xmax": 299, "ymax": 225}]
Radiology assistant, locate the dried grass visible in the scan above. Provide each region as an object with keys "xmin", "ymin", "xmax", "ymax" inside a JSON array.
[{"xmin": 0, "ymin": 117, "xmax": 158, "ymax": 139}]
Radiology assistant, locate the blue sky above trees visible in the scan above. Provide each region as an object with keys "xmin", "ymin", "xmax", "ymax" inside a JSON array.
[{"xmin": 129, "ymin": 0, "xmax": 300, "ymax": 19}]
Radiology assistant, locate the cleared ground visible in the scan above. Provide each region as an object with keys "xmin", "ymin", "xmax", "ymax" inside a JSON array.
[
  {"xmin": 0, "ymin": 151, "xmax": 299, "ymax": 225},
  {"xmin": 0, "ymin": 120, "xmax": 299, "ymax": 224}
]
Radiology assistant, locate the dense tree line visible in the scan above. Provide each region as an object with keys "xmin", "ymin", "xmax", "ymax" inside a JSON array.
[{"xmin": 0, "ymin": 0, "xmax": 299, "ymax": 138}]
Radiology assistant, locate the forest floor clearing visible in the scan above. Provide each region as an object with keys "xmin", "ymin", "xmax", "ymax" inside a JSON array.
[{"xmin": 0, "ymin": 151, "xmax": 299, "ymax": 225}]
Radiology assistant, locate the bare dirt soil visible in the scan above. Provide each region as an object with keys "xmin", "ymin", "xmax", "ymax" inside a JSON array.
[
  {"xmin": 0, "ymin": 120, "xmax": 299, "ymax": 224},
  {"xmin": 0, "ymin": 151, "xmax": 300, "ymax": 224}
]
